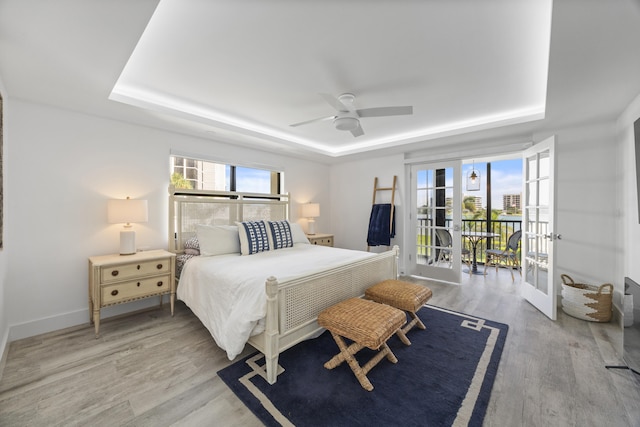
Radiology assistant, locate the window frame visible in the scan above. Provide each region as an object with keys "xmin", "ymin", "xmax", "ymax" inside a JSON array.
[{"xmin": 170, "ymin": 155, "xmax": 282, "ymax": 195}]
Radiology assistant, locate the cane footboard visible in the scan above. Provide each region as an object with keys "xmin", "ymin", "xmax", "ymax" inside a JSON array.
[{"xmin": 249, "ymin": 246, "xmax": 399, "ymax": 384}]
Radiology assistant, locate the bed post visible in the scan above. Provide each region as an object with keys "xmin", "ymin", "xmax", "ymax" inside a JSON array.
[
  {"xmin": 392, "ymin": 245, "xmax": 400, "ymax": 278},
  {"xmin": 264, "ymin": 276, "xmax": 280, "ymax": 384}
]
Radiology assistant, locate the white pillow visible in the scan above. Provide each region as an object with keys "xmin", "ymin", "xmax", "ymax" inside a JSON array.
[
  {"xmin": 290, "ymin": 222, "xmax": 310, "ymax": 244},
  {"xmin": 196, "ymin": 224, "xmax": 240, "ymax": 256},
  {"xmin": 237, "ymin": 221, "xmax": 271, "ymax": 255}
]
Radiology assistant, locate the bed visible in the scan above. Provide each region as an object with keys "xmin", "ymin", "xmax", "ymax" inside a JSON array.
[{"xmin": 169, "ymin": 187, "xmax": 399, "ymax": 384}]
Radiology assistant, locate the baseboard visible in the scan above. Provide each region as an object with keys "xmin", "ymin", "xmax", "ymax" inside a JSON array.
[
  {"xmin": 8, "ymin": 308, "xmax": 92, "ymax": 342},
  {"xmin": 0, "ymin": 328, "xmax": 9, "ymax": 383},
  {"xmin": 612, "ymin": 302, "xmax": 623, "ymax": 329},
  {"xmin": 8, "ymin": 297, "xmax": 167, "ymax": 342}
]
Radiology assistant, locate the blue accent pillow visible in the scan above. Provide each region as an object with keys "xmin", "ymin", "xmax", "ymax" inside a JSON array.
[
  {"xmin": 268, "ymin": 220, "xmax": 294, "ymax": 250},
  {"xmin": 239, "ymin": 221, "xmax": 270, "ymax": 255}
]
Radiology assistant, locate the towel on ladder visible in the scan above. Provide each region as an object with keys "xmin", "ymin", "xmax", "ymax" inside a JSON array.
[{"xmin": 367, "ymin": 204, "xmax": 395, "ymax": 246}]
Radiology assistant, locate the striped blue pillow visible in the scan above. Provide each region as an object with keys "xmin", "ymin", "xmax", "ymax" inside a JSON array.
[
  {"xmin": 268, "ymin": 220, "xmax": 294, "ymax": 250},
  {"xmin": 239, "ymin": 221, "xmax": 270, "ymax": 255}
]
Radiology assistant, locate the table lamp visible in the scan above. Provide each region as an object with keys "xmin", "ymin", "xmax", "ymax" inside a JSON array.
[
  {"xmin": 302, "ymin": 203, "xmax": 320, "ymax": 235},
  {"xmin": 108, "ymin": 197, "xmax": 148, "ymax": 255}
]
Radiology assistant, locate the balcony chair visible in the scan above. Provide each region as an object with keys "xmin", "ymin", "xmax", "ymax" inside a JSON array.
[
  {"xmin": 484, "ymin": 230, "xmax": 522, "ymax": 281},
  {"xmin": 435, "ymin": 228, "xmax": 472, "ymax": 274}
]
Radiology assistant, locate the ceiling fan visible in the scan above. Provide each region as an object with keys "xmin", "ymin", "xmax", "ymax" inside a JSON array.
[{"xmin": 290, "ymin": 93, "xmax": 413, "ymax": 137}]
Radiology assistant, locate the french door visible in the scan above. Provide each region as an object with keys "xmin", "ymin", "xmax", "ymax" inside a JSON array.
[
  {"xmin": 521, "ymin": 136, "xmax": 557, "ymax": 320},
  {"xmin": 409, "ymin": 160, "xmax": 462, "ymax": 283}
]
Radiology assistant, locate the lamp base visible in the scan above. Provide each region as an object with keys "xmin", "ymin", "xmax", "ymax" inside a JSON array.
[
  {"xmin": 307, "ymin": 219, "xmax": 316, "ymax": 235},
  {"xmin": 120, "ymin": 229, "xmax": 136, "ymax": 255}
]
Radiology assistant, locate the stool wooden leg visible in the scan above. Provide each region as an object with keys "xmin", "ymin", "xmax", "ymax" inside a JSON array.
[
  {"xmin": 382, "ymin": 343, "xmax": 398, "ymax": 364},
  {"xmin": 324, "ymin": 333, "xmax": 364, "ymax": 370},
  {"xmin": 324, "ymin": 332, "xmax": 399, "ymax": 392},
  {"xmin": 396, "ymin": 311, "xmax": 426, "ymax": 346},
  {"xmin": 362, "ymin": 342, "xmax": 397, "ymax": 373},
  {"xmin": 325, "ymin": 333, "xmax": 374, "ymax": 391},
  {"xmin": 396, "ymin": 328, "xmax": 411, "ymax": 345},
  {"xmin": 408, "ymin": 311, "xmax": 426, "ymax": 330}
]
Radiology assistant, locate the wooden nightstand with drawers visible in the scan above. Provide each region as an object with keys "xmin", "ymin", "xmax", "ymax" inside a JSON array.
[
  {"xmin": 88, "ymin": 249, "xmax": 176, "ymax": 337},
  {"xmin": 306, "ymin": 233, "xmax": 334, "ymax": 247}
]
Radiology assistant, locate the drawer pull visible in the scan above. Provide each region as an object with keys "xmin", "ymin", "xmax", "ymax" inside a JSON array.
[
  {"xmin": 157, "ymin": 281, "xmax": 163, "ymax": 287},
  {"xmin": 111, "ymin": 270, "xmax": 119, "ymax": 277},
  {"xmin": 137, "ymin": 265, "xmax": 141, "ymax": 270},
  {"xmin": 111, "ymin": 290, "xmax": 119, "ymax": 296},
  {"xmin": 157, "ymin": 263, "xmax": 163, "ymax": 270}
]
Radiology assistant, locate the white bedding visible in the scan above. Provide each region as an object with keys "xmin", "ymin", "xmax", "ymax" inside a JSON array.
[{"xmin": 177, "ymin": 243, "xmax": 374, "ymax": 360}]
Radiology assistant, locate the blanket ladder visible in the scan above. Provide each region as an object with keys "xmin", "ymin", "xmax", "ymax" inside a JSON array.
[{"xmin": 367, "ymin": 176, "xmax": 397, "ymax": 251}]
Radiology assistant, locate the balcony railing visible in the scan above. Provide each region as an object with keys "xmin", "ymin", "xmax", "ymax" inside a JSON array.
[
  {"xmin": 458, "ymin": 219, "xmax": 522, "ymax": 264},
  {"xmin": 417, "ymin": 217, "xmax": 548, "ymax": 265}
]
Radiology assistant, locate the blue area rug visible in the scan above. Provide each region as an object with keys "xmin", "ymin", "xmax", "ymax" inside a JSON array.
[{"xmin": 218, "ymin": 305, "xmax": 508, "ymax": 427}]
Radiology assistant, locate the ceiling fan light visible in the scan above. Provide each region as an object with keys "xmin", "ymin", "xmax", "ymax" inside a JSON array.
[{"xmin": 334, "ymin": 117, "xmax": 359, "ymax": 131}]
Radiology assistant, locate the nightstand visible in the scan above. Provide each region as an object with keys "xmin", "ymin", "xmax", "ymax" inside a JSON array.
[
  {"xmin": 88, "ymin": 249, "xmax": 176, "ymax": 337},
  {"xmin": 306, "ymin": 233, "xmax": 334, "ymax": 247}
]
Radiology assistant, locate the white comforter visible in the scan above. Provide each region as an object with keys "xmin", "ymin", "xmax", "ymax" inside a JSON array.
[{"xmin": 177, "ymin": 243, "xmax": 374, "ymax": 360}]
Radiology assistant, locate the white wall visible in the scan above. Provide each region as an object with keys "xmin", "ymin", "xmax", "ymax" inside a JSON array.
[
  {"xmin": 535, "ymin": 123, "xmax": 620, "ymax": 297},
  {"xmin": 329, "ymin": 154, "xmax": 405, "ymax": 265},
  {"xmin": 4, "ymin": 99, "xmax": 330, "ymax": 341}
]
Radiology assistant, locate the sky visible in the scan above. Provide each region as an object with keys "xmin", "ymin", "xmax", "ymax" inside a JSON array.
[
  {"xmin": 462, "ymin": 158, "xmax": 522, "ymax": 210},
  {"xmin": 226, "ymin": 166, "xmax": 272, "ymax": 193}
]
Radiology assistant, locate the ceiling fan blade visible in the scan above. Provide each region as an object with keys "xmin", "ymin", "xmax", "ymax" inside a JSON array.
[
  {"xmin": 320, "ymin": 93, "xmax": 350, "ymax": 112},
  {"xmin": 350, "ymin": 123, "xmax": 364, "ymax": 138},
  {"xmin": 290, "ymin": 115, "xmax": 336, "ymax": 127},
  {"xmin": 356, "ymin": 106, "xmax": 413, "ymax": 118}
]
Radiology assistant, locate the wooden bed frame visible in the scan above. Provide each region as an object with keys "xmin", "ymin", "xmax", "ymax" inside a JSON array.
[{"xmin": 169, "ymin": 187, "xmax": 399, "ymax": 384}]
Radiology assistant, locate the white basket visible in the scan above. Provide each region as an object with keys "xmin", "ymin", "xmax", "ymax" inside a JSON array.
[{"xmin": 561, "ymin": 274, "xmax": 613, "ymax": 322}]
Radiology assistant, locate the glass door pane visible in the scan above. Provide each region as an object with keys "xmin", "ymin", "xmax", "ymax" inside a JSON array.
[
  {"xmin": 411, "ymin": 161, "xmax": 461, "ymax": 283},
  {"xmin": 522, "ymin": 136, "xmax": 556, "ymax": 320}
]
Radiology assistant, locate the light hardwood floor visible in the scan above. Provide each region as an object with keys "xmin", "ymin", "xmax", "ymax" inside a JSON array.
[{"xmin": 1, "ymin": 270, "xmax": 639, "ymax": 426}]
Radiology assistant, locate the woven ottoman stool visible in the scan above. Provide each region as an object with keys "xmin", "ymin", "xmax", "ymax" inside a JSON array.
[
  {"xmin": 318, "ymin": 297, "xmax": 406, "ymax": 391},
  {"xmin": 365, "ymin": 279, "xmax": 432, "ymax": 345}
]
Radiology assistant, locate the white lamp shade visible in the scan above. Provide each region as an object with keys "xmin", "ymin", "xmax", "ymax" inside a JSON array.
[
  {"xmin": 108, "ymin": 199, "xmax": 148, "ymax": 224},
  {"xmin": 301, "ymin": 203, "xmax": 320, "ymax": 218}
]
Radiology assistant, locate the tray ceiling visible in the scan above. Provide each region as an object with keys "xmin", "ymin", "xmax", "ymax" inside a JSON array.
[{"xmin": 110, "ymin": 0, "xmax": 551, "ymax": 157}]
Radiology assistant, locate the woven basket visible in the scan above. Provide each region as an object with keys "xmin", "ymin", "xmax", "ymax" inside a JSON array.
[{"xmin": 560, "ymin": 274, "xmax": 613, "ymax": 322}]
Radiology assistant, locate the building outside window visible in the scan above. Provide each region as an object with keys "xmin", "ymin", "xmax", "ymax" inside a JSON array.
[
  {"xmin": 503, "ymin": 194, "xmax": 522, "ymax": 214},
  {"xmin": 170, "ymin": 156, "xmax": 281, "ymax": 194}
]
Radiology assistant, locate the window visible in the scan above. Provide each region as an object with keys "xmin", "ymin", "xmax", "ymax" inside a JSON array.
[{"xmin": 170, "ymin": 156, "xmax": 281, "ymax": 194}]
